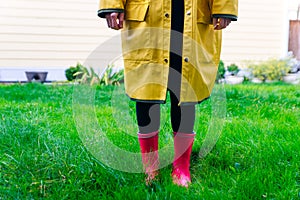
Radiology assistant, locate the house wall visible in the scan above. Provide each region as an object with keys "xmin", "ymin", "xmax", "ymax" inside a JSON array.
[
  {"xmin": 0, "ymin": 0, "xmax": 120, "ymax": 81},
  {"xmin": 221, "ymin": 0, "xmax": 290, "ymax": 67},
  {"xmin": 288, "ymin": 0, "xmax": 300, "ymax": 20}
]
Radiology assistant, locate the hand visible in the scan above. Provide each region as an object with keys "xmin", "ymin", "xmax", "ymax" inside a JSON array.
[
  {"xmin": 213, "ymin": 18, "xmax": 231, "ymax": 30},
  {"xmin": 105, "ymin": 12, "xmax": 124, "ymax": 30}
]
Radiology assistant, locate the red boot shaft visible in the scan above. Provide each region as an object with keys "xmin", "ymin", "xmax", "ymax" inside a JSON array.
[
  {"xmin": 138, "ymin": 131, "xmax": 159, "ymax": 183},
  {"xmin": 172, "ymin": 132, "xmax": 195, "ymax": 187}
]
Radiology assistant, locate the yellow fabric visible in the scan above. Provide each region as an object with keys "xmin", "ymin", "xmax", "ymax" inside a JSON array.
[
  {"xmin": 99, "ymin": 0, "xmax": 238, "ymax": 103},
  {"xmin": 100, "ymin": 0, "xmax": 126, "ymax": 10},
  {"xmin": 212, "ymin": 0, "xmax": 239, "ymax": 17}
]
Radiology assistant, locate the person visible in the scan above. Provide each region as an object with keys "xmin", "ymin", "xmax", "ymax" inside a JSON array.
[{"xmin": 98, "ymin": 0, "xmax": 238, "ymax": 187}]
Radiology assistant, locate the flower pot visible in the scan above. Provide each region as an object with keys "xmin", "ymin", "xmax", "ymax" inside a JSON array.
[
  {"xmin": 283, "ymin": 73, "xmax": 300, "ymax": 84},
  {"xmin": 25, "ymin": 71, "xmax": 48, "ymax": 83},
  {"xmin": 225, "ymin": 76, "xmax": 244, "ymax": 84}
]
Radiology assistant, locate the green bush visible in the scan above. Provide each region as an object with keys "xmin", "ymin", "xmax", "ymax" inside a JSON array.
[
  {"xmin": 69, "ymin": 64, "xmax": 124, "ymax": 86},
  {"xmin": 227, "ymin": 63, "xmax": 240, "ymax": 75},
  {"xmin": 74, "ymin": 65, "xmax": 100, "ymax": 85},
  {"xmin": 248, "ymin": 58, "xmax": 291, "ymax": 81},
  {"xmin": 216, "ymin": 60, "xmax": 225, "ymax": 82},
  {"xmin": 100, "ymin": 65, "xmax": 124, "ymax": 86},
  {"xmin": 65, "ymin": 63, "xmax": 84, "ymax": 81}
]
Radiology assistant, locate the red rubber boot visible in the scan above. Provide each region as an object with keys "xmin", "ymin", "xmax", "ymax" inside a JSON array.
[
  {"xmin": 172, "ymin": 132, "xmax": 195, "ymax": 187},
  {"xmin": 138, "ymin": 131, "xmax": 159, "ymax": 184}
]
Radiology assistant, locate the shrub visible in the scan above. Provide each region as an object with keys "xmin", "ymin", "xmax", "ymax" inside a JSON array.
[
  {"xmin": 74, "ymin": 65, "xmax": 100, "ymax": 85},
  {"xmin": 227, "ymin": 63, "xmax": 240, "ymax": 75},
  {"xmin": 248, "ymin": 58, "xmax": 291, "ymax": 81},
  {"xmin": 65, "ymin": 63, "xmax": 84, "ymax": 81},
  {"xmin": 70, "ymin": 64, "xmax": 124, "ymax": 86},
  {"xmin": 100, "ymin": 65, "xmax": 124, "ymax": 86},
  {"xmin": 216, "ymin": 60, "xmax": 225, "ymax": 82}
]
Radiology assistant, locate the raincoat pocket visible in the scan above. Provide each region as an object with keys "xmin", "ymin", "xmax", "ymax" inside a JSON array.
[
  {"xmin": 125, "ymin": 2, "xmax": 149, "ymax": 22},
  {"xmin": 122, "ymin": 2, "xmax": 151, "ymax": 61}
]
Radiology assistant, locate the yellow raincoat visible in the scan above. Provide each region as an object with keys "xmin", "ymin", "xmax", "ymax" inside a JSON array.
[{"xmin": 98, "ymin": 0, "xmax": 238, "ymax": 104}]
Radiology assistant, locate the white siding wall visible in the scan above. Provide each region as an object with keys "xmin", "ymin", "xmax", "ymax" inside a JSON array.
[
  {"xmin": 288, "ymin": 0, "xmax": 300, "ymax": 19},
  {"xmin": 0, "ymin": 0, "xmax": 120, "ymax": 81},
  {"xmin": 221, "ymin": 0, "xmax": 290, "ymax": 67}
]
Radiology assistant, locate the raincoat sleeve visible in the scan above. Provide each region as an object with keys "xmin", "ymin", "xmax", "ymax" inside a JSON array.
[
  {"xmin": 98, "ymin": 0, "xmax": 126, "ymax": 18},
  {"xmin": 212, "ymin": 0, "xmax": 238, "ymax": 21}
]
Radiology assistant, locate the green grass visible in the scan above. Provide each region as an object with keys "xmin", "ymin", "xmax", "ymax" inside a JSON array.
[{"xmin": 0, "ymin": 82, "xmax": 299, "ymax": 199}]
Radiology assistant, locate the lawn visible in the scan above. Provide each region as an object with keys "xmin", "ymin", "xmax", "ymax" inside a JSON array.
[{"xmin": 0, "ymin": 82, "xmax": 299, "ymax": 199}]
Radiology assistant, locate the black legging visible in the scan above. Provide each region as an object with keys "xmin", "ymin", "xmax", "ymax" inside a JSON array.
[
  {"xmin": 136, "ymin": 0, "xmax": 196, "ymax": 134},
  {"xmin": 136, "ymin": 93, "xmax": 195, "ymax": 134}
]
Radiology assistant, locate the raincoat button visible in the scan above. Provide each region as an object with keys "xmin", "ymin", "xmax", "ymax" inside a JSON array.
[
  {"xmin": 164, "ymin": 59, "xmax": 168, "ymax": 63},
  {"xmin": 165, "ymin": 13, "xmax": 169, "ymax": 18},
  {"xmin": 184, "ymin": 57, "xmax": 189, "ymax": 62},
  {"xmin": 186, "ymin": 11, "xmax": 191, "ymax": 15}
]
